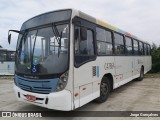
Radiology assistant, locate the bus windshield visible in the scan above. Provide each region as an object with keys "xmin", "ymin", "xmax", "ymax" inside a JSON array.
[{"xmin": 16, "ymin": 24, "xmax": 69, "ymax": 75}]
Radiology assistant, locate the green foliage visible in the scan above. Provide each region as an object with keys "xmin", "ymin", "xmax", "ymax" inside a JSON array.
[
  {"xmin": 152, "ymin": 48, "xmax": 160, "ymax": 64},
  {"xmin": 150, "ymin": 43, "xmax": 160, "ymax": 73}
]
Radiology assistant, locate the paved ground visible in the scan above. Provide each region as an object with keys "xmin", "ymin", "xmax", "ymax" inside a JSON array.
[{"xmin": 0, "ymin": 77, "xmax": 160, "ymax": 120}]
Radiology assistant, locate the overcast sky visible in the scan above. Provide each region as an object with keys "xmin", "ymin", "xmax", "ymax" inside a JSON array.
[{"xmin": 1, "ymin": 0, "xmax": 160, "ymax": 50}]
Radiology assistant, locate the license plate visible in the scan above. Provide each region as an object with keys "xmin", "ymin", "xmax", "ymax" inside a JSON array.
[{"xmin": 26, "ymin": 95, "xmax": 36, "ymax": 102}]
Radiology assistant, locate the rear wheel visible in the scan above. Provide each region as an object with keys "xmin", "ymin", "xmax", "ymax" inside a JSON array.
[
  {"xmin": 137, "ymin": 67, "xmax": 144, "ymax": 81},
  {"xmin": 95, "ymin": 77, "xmax": 111, "ymax": 103}
]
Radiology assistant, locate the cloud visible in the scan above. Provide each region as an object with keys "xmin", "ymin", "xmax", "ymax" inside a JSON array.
[{"xmin": 0, "ymin": 0, "xmax": 160, "ymax": 50}]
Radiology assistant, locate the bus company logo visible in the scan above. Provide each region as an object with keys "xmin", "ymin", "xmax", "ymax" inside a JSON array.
[
  {"xmin": 104, "ymin": 63, "xmax": 114, "ymax": 70},
  {"xmin": 2, "ymin": 112, "xmax": 11, "ymax": 117}
]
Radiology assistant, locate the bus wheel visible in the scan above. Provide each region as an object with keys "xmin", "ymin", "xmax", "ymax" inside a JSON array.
[
  {"xmin": 137, "ymin": 67, "xmax": 144, "ymax": 81},
  {"xmin": 95, "ymin": 77, "xmax": 111, "ymax": 103}
]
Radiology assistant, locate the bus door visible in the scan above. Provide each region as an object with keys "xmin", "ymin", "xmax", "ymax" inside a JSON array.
[{"xmin": 73, "ymin": 17, "xmax": 98, "ymax": 108}]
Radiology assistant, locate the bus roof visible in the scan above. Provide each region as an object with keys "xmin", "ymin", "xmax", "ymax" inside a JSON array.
[
  {"xmin": 75, "ymin": 9, "xmax": 149, "ymax": 44},
  {"xmin": 20, "ymin": 8, "xmax": 149, "ymax": 44}
]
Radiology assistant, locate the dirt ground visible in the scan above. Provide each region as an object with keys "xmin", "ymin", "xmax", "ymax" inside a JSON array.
[{"xmin": 0, "ymin": 76, "xmax": 160, "ymax": 120}]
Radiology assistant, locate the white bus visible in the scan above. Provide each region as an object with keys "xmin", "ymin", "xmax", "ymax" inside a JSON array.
[
  {"xmin": 8, "ymin": 9, "xmax": 151, "ymax": 111},
  {"xmin": 0, "ymin": 48, "xmax": 15, "ymax": 75}
]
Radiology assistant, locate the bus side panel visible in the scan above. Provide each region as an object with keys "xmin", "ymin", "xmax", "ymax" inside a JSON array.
[
  {"xmin": 74, "ymin": 61, "xmax": 98, "ymax": 108},
  {"xmin": 73, "ymin": 87, "xmax": 80, "ymax": 109},
  {"xmin": 114, "ymin": 56, "xmax": 133, "ymax": 88},
  {"xmin": 133, "ymin": 56, "xmax": 143, "ymax": 78},
  {"xmin": 8, "ymin": 62, "xmax": 15, "ymax": 74},
  {"xmin": 144, "ymin": 56, "xmax": 152, "ymax": 73},
  {"xmin": 0, "ymin": 62, "xmax": 14, "ymax": 75},
  {"xmin": 0, "ymin": 62, "xmax": 8, "ymax": 75},
  {"xmin": 73, "ymin": 56, "xmax": 115, "ymax": 108},
  {"xmin": 148, "ymin": 56, "xmax": 152, "ymax": 71},
  {"xmin": 79, "ymin": 83, "xmax": 92, "ymax": 107},
  {"xmin": 95, "ymin": 56, "xmax": 115, "ymax": 89}
]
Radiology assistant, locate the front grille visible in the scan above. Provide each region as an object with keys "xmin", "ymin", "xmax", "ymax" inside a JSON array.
[{"xmin": 15, "ymin": 76, "xmax": 58, "ymax": 94}]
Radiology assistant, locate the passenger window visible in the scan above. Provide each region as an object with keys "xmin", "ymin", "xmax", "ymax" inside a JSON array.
[
  {"xmin": 146, "ymin": 45, "xmax": 149, "ymax": 55},
  {"xmin": 96, "ymin": 27, "xmax": 106, "ymax": 42},
  {"xmin": 97, "ymin": 42, "xmax": 113, "ymax": 55},
  {"xmin": 144, "ymin": 44, "xmax": 147, "ymax": 56},
  {"xmin": 79, "ymin": 30, "xmax": 94, "ymax": 55},
  {"xmin": 0, "ymin": 51, "xmax": 7, "ymax": 61},
  {"xmin": 96, "ymin": 27, "xmax": 113, "ymax": 55},
  {"xmin": 139, "ymin": 42, "xmax": 144, "ymax": 55},
  {"xmin": 7, "ymin": 51, "xmax": 15, "ymax": 61},
  {"xmin": 106, "ymin": 31, "xmax": 112, "ymax": 43},
  {"xmin": 125, "ymin": 37, "xmax": 133, "ymax": 55},
  {"xmin": 147, "ymin": 45, "xmax": 151, "ymax": 55},
  {"xmin": 114, "ymin": 33, "xmax": 125, "ymax": 55},
  {"xmin": 133, "ymin": 40, "xmax": 139, "ymax": 55}
]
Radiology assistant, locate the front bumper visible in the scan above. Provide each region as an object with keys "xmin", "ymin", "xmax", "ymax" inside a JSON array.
[{"xmin": 14, "ymin": 85, "xmax": 72, "ymax": 111}]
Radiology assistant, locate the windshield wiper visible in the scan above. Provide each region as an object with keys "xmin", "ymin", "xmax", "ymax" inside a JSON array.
[
  {"xmin": 52, "ymin": 24, "xmax": 62, "ymax": 57},
  {"xmin": 58, "ymin": 32, "xmax": 63, "ymax": 57}
]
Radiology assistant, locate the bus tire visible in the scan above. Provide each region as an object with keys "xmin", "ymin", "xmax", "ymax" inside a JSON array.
[
  {"xmin": 95, "ymin": 76, "xmax": 111, "ymax": 103},
  {"xmin": 137, "ymin": 67, "xmax": 144, "ymax": 81}
]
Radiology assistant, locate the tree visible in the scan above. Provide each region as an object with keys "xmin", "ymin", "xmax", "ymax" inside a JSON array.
[
  {"xmin": 152, "ymin": 42, "xmax": 157, "ymax": 49},
  {"xmin": 150, "ymin": 43, "xmax": 160, "ymax": 73}
]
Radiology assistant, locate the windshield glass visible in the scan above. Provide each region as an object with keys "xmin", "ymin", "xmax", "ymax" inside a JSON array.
[{"xmin": 16, "ymin": 24, "xmax": 69, "ymax": 75}]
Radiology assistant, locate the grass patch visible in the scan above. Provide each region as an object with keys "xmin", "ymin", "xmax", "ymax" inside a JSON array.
[
  {"xmin": 149, "ymin": 63, "xmax": 160, "ymax": 73},
  {"xmin": 145, "ymin": 73, "xmax": 160, "ymax": 78}
]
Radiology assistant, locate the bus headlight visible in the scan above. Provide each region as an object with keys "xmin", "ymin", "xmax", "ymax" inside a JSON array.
[{"xmin": 56, "ymin": 71, "xmax": 68, "ymax": 92}]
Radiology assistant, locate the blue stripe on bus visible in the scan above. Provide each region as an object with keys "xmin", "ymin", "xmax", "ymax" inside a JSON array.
[
  {"xmin": 15, "ymin": 75, "xmax": 59, "ymax": 94},
  {"xmin": 96, "ymin": 66, "xmax": 99, "ymax": 78}
]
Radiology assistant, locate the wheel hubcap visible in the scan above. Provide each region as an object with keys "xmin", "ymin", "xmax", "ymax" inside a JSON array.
[{"xmin": 100, "ymin": 82, "xmax": 108, "ymax": 97}]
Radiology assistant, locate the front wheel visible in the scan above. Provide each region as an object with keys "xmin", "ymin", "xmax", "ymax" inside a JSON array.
[{"xmin": 95, "ymin": 77, "xmax": 111, "ymax": 103}]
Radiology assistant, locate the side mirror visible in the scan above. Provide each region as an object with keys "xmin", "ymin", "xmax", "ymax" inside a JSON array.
[
  {"xmin": 80, "ymin": 27, "xmax": 87, "ymax": 41},
  {"xmin": 8, "ymin": 30, "xmax": 22, "ymax": 44},
  {"xmin": 8, "ymin": 33, "xmax": 11, "ymax": 44}
]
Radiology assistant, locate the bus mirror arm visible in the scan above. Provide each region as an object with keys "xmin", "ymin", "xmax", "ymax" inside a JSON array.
[
  {"xmin": 8, "ymin": 33, "xmax": 11, "ymax": 44},
  {"xmin": 8, "ymin": 30, "xmax": 22, "ymax": 44}
]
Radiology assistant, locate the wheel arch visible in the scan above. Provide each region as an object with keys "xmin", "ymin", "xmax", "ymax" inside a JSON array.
[{"xmin": 102, "ymin": 73, "xmax": 114, "ymax": 91}]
